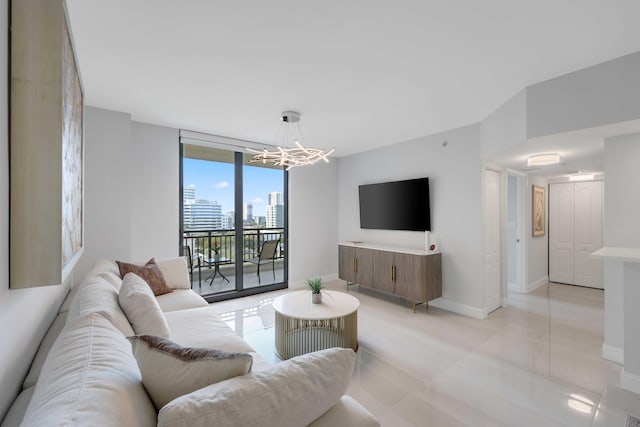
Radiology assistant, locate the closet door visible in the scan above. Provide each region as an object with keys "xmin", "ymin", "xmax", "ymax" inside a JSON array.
[
  {"xmin": 573, "ymin": 181, "xmax": 603, "ymax": 288},
  {"xmin": 549, "ymin": 183, "xmax": 574, "ymax": 284}
]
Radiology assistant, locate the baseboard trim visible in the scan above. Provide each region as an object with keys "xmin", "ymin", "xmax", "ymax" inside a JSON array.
[
  {"xmin": 429, "ymin": 298, "xmax": 487, "ymax": 319},
  {"xmin": 621, "ymin": 369, "xmax": 640, "ymax": 394},
  {"xmin": 525, "ymin": 276, "xmax": 548, "ymax": 293},
  {"xmin": 289, "ymin": 273, "xmax": 339, "ymax": 289},
  {"xmin": 602, "ymin": 343, "xmax": 624, "ymax": 364}
]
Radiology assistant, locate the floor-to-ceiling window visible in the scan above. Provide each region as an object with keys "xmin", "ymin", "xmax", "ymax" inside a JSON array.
[{"xmin": 180, "ymin": 140, "xmax": 287, "ymax": 302}]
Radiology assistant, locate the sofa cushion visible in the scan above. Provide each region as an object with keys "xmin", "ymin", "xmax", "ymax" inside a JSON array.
[
  {"xmin": 67, "ymin": 276, "xmax": 134, "ymax": 337},
  {"xmin": 20, "ymin": 313, "xmax": 157, "ymax": 427},
  {"xmin": 128, "ymin": 335, "xmax": 253, "ymax": 409},
  {"xmin": 119, "ymin": 273, "xmax": 171, "ymax": 338},
  {"xmin": 99, "ymin": 271, "xmax": 123, "ymax": 291},
  {"xmin": 163, "ymin": 306, "xmax": 254, "ymax": 353},
  {"xmin": 0, "ymin": 386, "xmax": 34, "ymax": 427},
  {"xmin": 22, "ymin": 311, "xmax": 68, "ymax": 389},
  {"xmin": 156, "ymin": 289, "xmax": 208, "ymax": 312},
  {"xmin": 117, "ymin": 258, "xmax": 173, "ymax": 296},
  {"xmin": 157, "ymin": 257, "xmax": 192, "ymax": 290},
  {"xmin": 158, "ymin": 348, "xmax": 356, "ymax": 427},
  {"xmin": 308, "ymin": 396, "xmax": 381, "ymax": 427}
]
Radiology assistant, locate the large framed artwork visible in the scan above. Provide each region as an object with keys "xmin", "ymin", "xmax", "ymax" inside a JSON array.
[
  {"xmin": 10, "ymin": 0, "xmax": 84, "ymax": 288},
  {"xmin": 532, "ymin": 185, "xmax": 545, "ymax": 237},
  {"xmin": 61, "ymin": 14, "xmax": 84, "ymax": 268}
]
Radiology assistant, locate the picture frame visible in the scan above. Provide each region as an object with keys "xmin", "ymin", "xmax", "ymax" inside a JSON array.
[{"xmin": 532, "ymin": 185, "xmax": 545, "ymax": 237}]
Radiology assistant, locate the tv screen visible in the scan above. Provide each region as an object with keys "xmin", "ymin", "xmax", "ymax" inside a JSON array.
[{"xmin": 359, "ymin": 178, "xmax": 430, "ymax": 231}]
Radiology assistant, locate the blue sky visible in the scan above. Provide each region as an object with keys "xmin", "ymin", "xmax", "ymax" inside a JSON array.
[{"xmin": 183, "ymin": 158, "xmax": 283, "ymax": 216}]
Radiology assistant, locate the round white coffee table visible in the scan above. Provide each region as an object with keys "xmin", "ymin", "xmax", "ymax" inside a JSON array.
[{"xmin": 272, "ymin": 290, "xmax": 359, "ymax": 360}]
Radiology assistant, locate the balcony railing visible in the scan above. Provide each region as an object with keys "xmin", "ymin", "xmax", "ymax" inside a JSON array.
[{"xmin": 182, "ymin": 227, "xmax": 284, "ymax": 265}]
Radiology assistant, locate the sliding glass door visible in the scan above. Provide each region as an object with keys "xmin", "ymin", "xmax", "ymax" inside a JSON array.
[{"xmin": 180, "ymin": 143, "xmax": 287, "ymax": 302}]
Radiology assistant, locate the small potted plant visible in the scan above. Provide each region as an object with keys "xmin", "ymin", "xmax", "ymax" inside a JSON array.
[{"xmin": 306, "ymin": 277, "xmax": 324, "ymax": 304}]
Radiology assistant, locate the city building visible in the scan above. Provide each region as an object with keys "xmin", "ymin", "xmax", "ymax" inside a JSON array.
[
  {"xmin": 243, "ymin": 203, "xmax": 253, "ymax": 225},
  {"xmin": 266, "ymin": 191, "xmax": 283, "ymax": 228}
]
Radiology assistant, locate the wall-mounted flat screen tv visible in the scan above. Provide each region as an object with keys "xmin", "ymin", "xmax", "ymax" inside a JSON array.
[{"xmin": 359, "ymin": 178, "xmax": 430, "ymax": 231}]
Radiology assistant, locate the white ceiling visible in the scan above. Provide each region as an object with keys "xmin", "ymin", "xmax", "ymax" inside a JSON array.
[
  {"xmin": 489, "ymin": 119, "xmax": 640, "ymax": 177},
  {"xmin": 66, "ymin": 0, "xmax": 640, "ymax": 158}
]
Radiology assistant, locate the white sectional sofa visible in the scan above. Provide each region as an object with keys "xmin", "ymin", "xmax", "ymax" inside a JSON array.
[{"xmin": 2, "ymin": 257, "xmax": 379, "ymax": 427}]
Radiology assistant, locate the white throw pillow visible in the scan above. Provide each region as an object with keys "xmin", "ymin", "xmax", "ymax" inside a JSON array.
[
  {"xmin": 128, "ymin": 335, "xmax": 253, "ymax": 409},
  {"xmin": 119, "ymin": 273, "xmax": 171, "ymax": 338},
  {"xmin": 157, "ymin": 257, "xmax": 192, "ymax": 290},
  {"xmin": 158, "ymin": 348, "xmax": 356, "ymax": 427}
]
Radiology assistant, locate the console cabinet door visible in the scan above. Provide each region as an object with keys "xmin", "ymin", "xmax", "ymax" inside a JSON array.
[
  {"xmin": 373, "ymin": 250, "xmax": 395, "ymax": 294},
  {"xmin": 355, "ymin": 248, "xmax": 375, "ymax": 287},
  {"xmin": 338, "ymin": 245, "xmax": 357, "ymax": 283},
  {"xmin": 393, "ymin": 253, "xmax": 424, "ymax": 301}
]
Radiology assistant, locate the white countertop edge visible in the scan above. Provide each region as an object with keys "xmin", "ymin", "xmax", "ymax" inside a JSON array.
[
  {"xmin": 592, "ymin": 246, "xmax": 640, "ymax": 263},
  {"xmin": 339, "ymin": 241, "xmax": 440, "ymax": 256}
]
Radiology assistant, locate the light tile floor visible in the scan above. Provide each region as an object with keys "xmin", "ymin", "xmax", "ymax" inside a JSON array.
[{"xmin": 208, "ymin": 281, "xmax": 640, "ymax": 427}]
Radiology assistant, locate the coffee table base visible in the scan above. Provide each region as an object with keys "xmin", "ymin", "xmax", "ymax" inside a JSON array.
[{"xmin": 274, "ymin": 311, "xmax": 358, "ymax": 360}]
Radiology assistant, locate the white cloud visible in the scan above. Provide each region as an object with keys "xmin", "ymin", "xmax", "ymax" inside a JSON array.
[
  {"xmin": 215, "ymin": 181, "xmax": 229, "ymax": 189},
  {"xmin": 252, "ymin": 197, "xmax": 263, "ymax": 204}
]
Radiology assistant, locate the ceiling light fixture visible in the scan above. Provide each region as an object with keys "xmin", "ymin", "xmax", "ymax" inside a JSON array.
[
  {"xmin": 527, "ymin": 153, "xmax": 560, "ymax": 167},
  {"xmin": 248, "ymin": 111, "xmax": 334, "ymax": 170}
]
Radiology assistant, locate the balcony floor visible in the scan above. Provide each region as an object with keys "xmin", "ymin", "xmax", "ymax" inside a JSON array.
[{"xmin": 189, "ymin": 260, "xmax": 285, "ymax": 296}]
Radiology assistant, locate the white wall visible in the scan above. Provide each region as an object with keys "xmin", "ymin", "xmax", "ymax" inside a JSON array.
[
  {"xmin": 601, "ymin": 133, "xmax": 640, "ymax": 362},
  {"xmin": 526, "ymin": 51, "xmax": 640, "ymax": 139},
  {"xmin": 0, "ymin": 1, "xmax": 69, "ymax": 419},
  {"xmin": 481, "ymin": 90, "xmax": 527, "ymax": 160},
  {"xmin": 603, "ymin": 133, "xmax": 640, "ymax": 248},
  {"xmin": 338, "ymin": 124, "xmax": 485, "ymax": 315},
  {"xmin": 526, "ymin": 176, "xmax": 549, "ymax": 291},
  {"xmin": 74, "ymin": 107, "xmax": 133, "ymax": 279},
  {"xmin": 288, "ymin": 160, "xmax": 339, "ymax": 286},
  {"xmin": 130, "ymin": 122, "xmax": 180, "ymax": 261}
]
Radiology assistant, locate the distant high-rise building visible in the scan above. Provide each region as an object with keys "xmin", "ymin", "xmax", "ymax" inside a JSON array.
[
  {"xmin": 266, "ymin": 205, "xmax": 283, "ymax": 228},
  {"xmin": 268, "ymin": 191, "xmax": 282, "ymax": 206},
  {"xmin": 183, "ymin": 184, "xmax": 195, "ymax": 201},
  {"xmin": 256, "ymin": 216, "xmax": 266, "ymax": 227},
  {"xmin": 266, "ymin": 191, "xmax": 284, "ymax": 228},
  {"xmin": 221, "ymin": 211, "xmax": 235, "ymax": 229},
  {"xmin": 243, "ymin": 203, "xmax": 253, "ymax": 224},
  {"xmin": 183, "ymin": 185, "xmax": 196, "ymax": 229},
  {"xmin": 190, "ymin": 199, "xmax": 222, "ymax": 230}
]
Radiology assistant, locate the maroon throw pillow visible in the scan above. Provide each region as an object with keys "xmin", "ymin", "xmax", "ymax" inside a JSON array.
[{"xmin": 116, "ymin": 258, "xmax": 172, "ymax": 296}]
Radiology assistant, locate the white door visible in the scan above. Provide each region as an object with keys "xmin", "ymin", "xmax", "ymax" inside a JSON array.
[
  {"xmin": 573, "ymin": 181, "xmax": 603, "ymax": 288},
  {"xmin": 549, "ymin": 183, "xmax": 574, "ymax": 284},
  {"xmin": 484, "ymin": 170, "xmax": 501, "ymax": 312}
]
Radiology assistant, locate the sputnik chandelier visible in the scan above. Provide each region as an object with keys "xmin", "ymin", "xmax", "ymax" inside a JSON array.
[{"xmin": 248, "ymin": 111, "xmax": 334, "ymax": 170}]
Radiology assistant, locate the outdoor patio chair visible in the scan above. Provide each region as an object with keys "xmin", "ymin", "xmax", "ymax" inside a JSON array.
[{"xmin": 247, "ymin": 239, "xmax": 279, "ymax": 284}]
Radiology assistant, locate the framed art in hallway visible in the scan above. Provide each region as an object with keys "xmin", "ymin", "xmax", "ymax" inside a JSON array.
[{"xmin": 532, "ymin": 185, "xmax": 545, "ymax": 237}]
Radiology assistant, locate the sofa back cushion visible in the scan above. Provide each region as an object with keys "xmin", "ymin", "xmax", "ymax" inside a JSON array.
[
  {"xmin": 156, "ymin": 257, "xmax": 192, "ymax": 290},
  {"xmin": 158, "ymin": 348, "xmax": 356, "ymax": 427},
  {"xmin": 20, "ymin": 313, "xmax": 157, "ymax": 427},
  {"xmin": 67, "ymin": 276, "xmax": 134, "ymax": 337},
  {"xmin": 119, "ymin": 273, "xmax": 171, "ymax": 338},
  {"xmin": 22, "ymin": 311, "xmax": 68, "ymax": 390}
]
